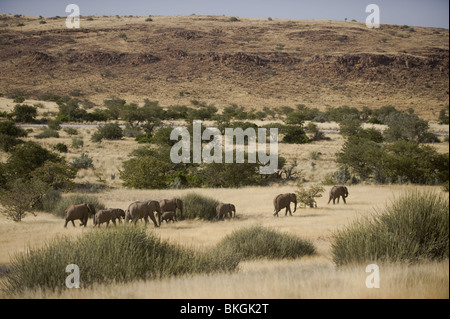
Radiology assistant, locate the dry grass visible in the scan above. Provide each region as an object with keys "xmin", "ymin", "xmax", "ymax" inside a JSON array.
[{"xmin": 1, "ymin": 184, "xmax": 448, "ymax": 298}]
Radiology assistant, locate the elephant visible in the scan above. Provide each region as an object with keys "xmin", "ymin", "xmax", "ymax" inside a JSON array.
[
  {"xmin": 93, "ymin": 208, "xmax": 125, "ymax": 227},
  {"xmin": 110, "ymin": 208, "xmax": 125, "ymax": 223},
  {"xmin": 64, "ymin": 203, "xmax": 96, "ymax": 227},
  {"xmin": 273, "ymin": 193, "xmax": 297, "ymax": 217},
  {"xmin": 216, "ymin": 203, "xmax": 236, "ymax": 220},
  {"xmin": 93, "ymin": 209, "xmax": 115, "ymax": 227},
  {"xmin": 161, "ymin": 211, "xmax": 177, "ymax": 223},
  {"xmin": 125, "ymin": 200, "xmax": 161, "ymax": 227},
  {"xmin": 159, "ymin": 198, "xmax": 183, "ymax": 224},
  {"xmin": 328, "ymin": 186, "xmax": 349, "ymax": 204}
]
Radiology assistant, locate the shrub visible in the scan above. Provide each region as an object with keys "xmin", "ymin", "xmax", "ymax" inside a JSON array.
[
  {"xmin": 91, "ymin": 123, "xmax": 123, "ymax": 142},
  {"xmin": 0, "ymin": 121, "xmax": 27, "ymax": 137},
  {"xmin": 13, "ymin": 96, "xmax": 25, "ymax": 103},
  {"xmin": 2, "ymin": 226, "xmax": 239, "ymax": 293},
  {"xmin": 438, "ymin": 105, "xmax": 449, "ymax": 125},
  {"xmin": 33, "ymin": 161, "xmax": 76, "ymax": 190},
  {"xmin": 71, "ymin": 137, "xmax": 83, "ymax": 149},
  {"xmin": 63, "ymin": 127, "xmax": 78, "ymax": 135},
  {"xmin": 47, "ymin": 119, "xmax": 62, "ymax": 130},
  {"xmin": 181, "ymin": 193, "xmax": 220, "ymax": 220},
  {"xmin": 0, "ymin": 134, "xmax": 23, "ymax": 152},
  {"xmin": 35, "ymin": 128, "xmax": 59, "ymax": 139},
  {"xmin": 70, "ymin": 153, "xmax": 94, "ymax": 170},
  {"xmin": 331, "ymin": 190, "xmax": 449, "ymax": 266},
  {"xmin": 295, "ymin": 183, "xmax": 325, "ymax": 208},
  {"xmin": 282, "ymin": 125, "xmax": 310, "ymax": 144},
  {"xmin": 0, "ymin": 178, "xmax": 48, "ymax": 222},
  {"xmin": 215, "ymin": 226, "xmax": 316, "ymax": 260},
  {"xmin": 3, "ymin": 142, "xmax": 61, "ymax": 180},
  {"xmin": 12, "ymin": 104, "xmax": 37, "ymax": 123},
  {"xmin": 121, "ymin": 156, "xmax": 171, "ymax": 189}
]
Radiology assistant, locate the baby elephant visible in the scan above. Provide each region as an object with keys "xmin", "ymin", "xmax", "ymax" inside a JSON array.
[
  {"xmin": 161, "ymin": 211, "xmax": 177, "ymax": 223},
  {"xmin": 216, "ymin": 203, "xmax": 236, "ymax": 220},
  {"xmin": 93, "ymin": 208, "xmax": 125, "ymax": 227}
]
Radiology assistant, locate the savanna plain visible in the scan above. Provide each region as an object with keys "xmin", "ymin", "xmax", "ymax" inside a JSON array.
[
  {"xmin": 0, "ymin": 14, "xmax": 449, "ymax": 299},
  {"xmin": 0, "ymin": 123, "xmax": 448, "ymax": 298}
]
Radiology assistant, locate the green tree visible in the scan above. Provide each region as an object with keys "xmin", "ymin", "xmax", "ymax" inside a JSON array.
[
  {"xmin": 120, "ymin": 156, "xmax": 171, "ymax": 189},
  {"xmin": 12, "ymin": 104, "xmax": 37, "ymax": 123},
  {"xmin": 33, "ymin": 161, "xmax": 76, "ymax": 190},
  {"xmin": 4, "ymin": 142, "xmax": 61, "ymax": 180}
]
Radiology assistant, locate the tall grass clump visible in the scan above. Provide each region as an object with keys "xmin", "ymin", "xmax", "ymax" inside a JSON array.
[
  {"xmin": 215, "ymin": 226, "xmax": 316, "ymax": 260},
  {"xmin": 181, "ymin": 193, "xmax": 219, "ymax": 220},
  {"xmin": 2, "ymin": 226, "xmax": 239, "ymax": 294},
  {"xmin": 332, "ymin": 190, "xmax": 449, "ymax": 266}
]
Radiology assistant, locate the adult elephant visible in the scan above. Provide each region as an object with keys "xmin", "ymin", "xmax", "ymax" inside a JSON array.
[
  {"xmin": 328, "ymin": 186, "xmax": 349, "ymax": 204},
  {"xmin": 273, "ymin": 193, "xmax": 297, "ymax": 217},
  {"xmin": 159, "ymin": 198, "xmax": 183, "ymax": 224},
  {"xmin": 216, "ymin": 203, "xmax": 236, "ymax": 220},
  {"xmin": 125, "ymin": 200, "xmax": 161, "ymax": 227},
  {"xmin": 64, "ymin": 203, "xmax": 96, "ymax": 227}
]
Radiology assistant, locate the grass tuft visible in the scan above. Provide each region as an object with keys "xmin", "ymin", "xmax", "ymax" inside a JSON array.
[
  {"xmin": 215, "ymin": 225, "xmax": 316, "ymax": 260},
  {"xmin": 181, "ymin": 193, "xmax": 219, "ymax": 220},
  {"xmin": 2, "ymin": 226, "xmax": 240, "ymax": 294},
  {"xmin": 331, "ymin": 190, "xmax": 449, "ymax": 266}
]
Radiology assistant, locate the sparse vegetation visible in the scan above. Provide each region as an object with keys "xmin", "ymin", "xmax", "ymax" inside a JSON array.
[{"xmin": 332, "ymin": 190, "xmax": 449, "ymax": 265}]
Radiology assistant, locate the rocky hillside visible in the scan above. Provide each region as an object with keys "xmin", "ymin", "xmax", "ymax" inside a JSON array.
[{"xmin": 0, "ymin": 14, "xmax": 448, "ymax": 119}]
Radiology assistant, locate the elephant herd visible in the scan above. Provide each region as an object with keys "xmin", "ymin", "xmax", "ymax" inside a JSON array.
[{"xmin": 64, "ymin": 186, "xmax": 349, "ymax": 228}]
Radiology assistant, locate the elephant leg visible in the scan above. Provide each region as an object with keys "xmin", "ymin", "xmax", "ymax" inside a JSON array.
[
  {"xmin": 64, "ymin": 219, "xmax": 68, "ymax": 228},
  {"xmin": 337, "ymin": 197, "xmax": 340, "ymax": 204},
  {"xmin": 71, "ymin": 220, "xmax": 75, "ymax": 227},
  {"xmin": 148, "ymin": 214, "xmax": 159, "ymax": 227},
  {"xmin": 333, "ymin": 197, "xmax": 336, "ymax": 204},
  {"xmin": 328, "ymin": 197, "xmax": 332, "ymax": 204},
  {"xmin": 343, "ymin": 196, "xmax": 347, "ymax": 204},
  {"xmin": 156, "ymin": 212, "xmax": 162, "ymax": 226},
  {"xmin": 273, "ymin": 209, "xmax": 279, "ymax": 217}
]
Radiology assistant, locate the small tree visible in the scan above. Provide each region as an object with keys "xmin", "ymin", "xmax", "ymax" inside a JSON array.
[
  {"xmin": 0, "ymin": 178, "xmax": 49, "ymax": 222},
  {"xmin": 295, "ymin": 182, "xmax": 325, "ymax": 208},
  {"xmin": 12, "ymin": 104, "xmax": 37, "ymax": 123}
]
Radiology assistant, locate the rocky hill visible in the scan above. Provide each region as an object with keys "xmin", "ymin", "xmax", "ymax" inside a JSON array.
[{"xmin": 0, "ymin": 14, "xmax": 448, "ymax": 119}]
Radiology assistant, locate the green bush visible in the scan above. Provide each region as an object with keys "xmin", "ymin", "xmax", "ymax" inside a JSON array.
[
  {"xmin": 331, "ymin": 190, "xmax": 449, "ymax": 266},
  {"xmin": 63, "ymin": 127, "xmax": 78, "ymax": 136},
  {"xmin": 215, "ymin": 226, "xmax": 316, "ymax": 260},
  {"xmin": 2, "ymin": 226, "xmax": 239, "ymax": 293},
  {"xmin": 91, "ymin": 123, "xmax": 123, "ymax": 142},
  {"xmin": 181, "ymin": 193, "xmax": 220, "ymax": 220},
  {"xmin": 282, "ymin": 125, "xmax": 310, "ymax": 144},
  {"xmin": 3, "ymin": 142, "xmax": 61, "ymax": 180},
  {"xmin": 12, "ymin": 104, "xmax": 37, "ymax": 123},
  {"xmin": 70, "ymin": 153, "xmax": 94, "ymax": 170}
]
